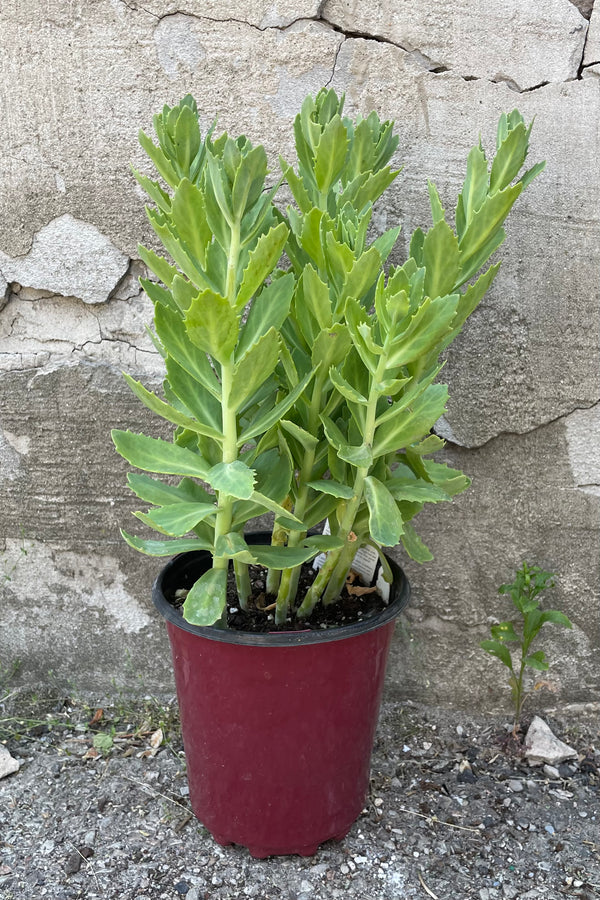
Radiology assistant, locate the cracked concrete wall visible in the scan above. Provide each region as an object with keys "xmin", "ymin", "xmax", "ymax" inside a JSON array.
[{"xmin": 0, "ymin": 0, "xmax": 598, "ymax": 710}]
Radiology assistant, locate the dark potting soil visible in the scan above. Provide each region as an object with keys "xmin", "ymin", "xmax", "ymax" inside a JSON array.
[{"xmin": 170, "ymin": 561, "xmax": 389, "ymax": 633}]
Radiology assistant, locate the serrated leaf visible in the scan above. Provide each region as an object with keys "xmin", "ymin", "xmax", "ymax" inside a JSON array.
[
  {"xmin": 400, "ymin": 521, "xmax": 433, "ymax": 562},
  {"xmin": 458, "ymin": 183, "xmax": 522, "ymax": 282},
  {"xmin": 387, "ymin": 295, "xmax": 459, "ymax": 367},
  {"xmin": 120, "ymin": 530, "xmax": 212, "ymax": 556},
  {"xmin": 423, "ymin": 220, "xmax": 460, "ymax": 299},
  {"xmin": 460, "ymin": 144, "xmax": 489, "ymax": 231},
  {"xmin": 280, "ymin": 418, "xmax": 318, "ymax": 451},
  {"xmin": 139, "ymin": 245, "xmax": 178, "ymax": 290},
  {"xmin": 139, "ymin": 129, "xmax": 179, "ymax": 189},
  {"xmin": 373, "ymin": 384, "xmax": 448, "ymax": 459},
  {"xmin": 155, "ymin": 304, "xmax": 221, "ymax": 399},
  {"xmin": 231, "ymin": 145, "xmax": 268, "ymax": 219},
  {"xmin": 306, "ymin": 479, "xmax": 354, "ymax": 499},
  {"xmin": 165, "ymin": 356, "xmax": 223, "ymax": 432},
  {"xmin": 207, "ymin": 461, "xmax": 255, "ymax": 499},
  {"xmin": 236, "ymin": 222, "xmax": 289, "ymax": 308},
  {"xmin": 237, "ymin": 371, "xmax": 313, "ymax": 445},
  {"xmin": 329, "ymin": 366, "xmax": 368, "ymax": 405},
  {"xmin": 490, "ymin": 621, "xmax": 520, "ymax": 643},
  {"xmin": 138, "ymin": 501, "xmax": 216, "ymax": 536},
  {"xmin": 123, "ymin": 374, "xmax": 223, "ymax": 441},
  {"xmin": 385, "ymin": 476, "xmax": 450, "ymax": 504},
  {"xmin": 214, "ymin": 532, "xmax": 258, "ymax": 563},
  {"xmin": 231, "ymin": 328, "xmax": 280, "ymax": 411},
  {"xmin": 314, "ymin": 114, "xmax": 349, "ymax": 193},
  {"xmin": 183, "ymin": 568, "xmax": 227, "ymax": 626},
  {"xmin": 250, "ymin": 544, "xmax": 319, "ymax": 570},
  {"xmin": 237, "ymin": 272, "xmax": 294, "ymax": 357},
  {"xmin": 184, "ymin": 288, "xmax": 237, "ymax": 363},
  {"xmin": 364, "ymin": 476, "xmax": 404, "ymax": 546},
  {"xmin": 490, "ymin": 121, "xmax": 528, "ymax": 194},
  {"xmin": 171, "ymin": 179, "xmax": 212, "ymax": 268},
  {"xmin": 127, "ymin": 473, "xmax": 212, "ymax": 507},
  {"xmin": 112, "ymin": 430, "xmax": 210, "ymax": 478}
]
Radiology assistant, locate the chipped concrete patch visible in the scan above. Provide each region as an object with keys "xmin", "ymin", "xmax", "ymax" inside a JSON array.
[
  {"xmin": 564, "ymin": 402, "xmax": 600, "ymax": 495},
  {"xmin": 322, "ymin": 0, "xmax": 587, "ymax": 89},
  {"xmin": 2, "ymin": 538, "xmax": 152, "ymax": 634},
  {"xmin": 0, "ymin": 215, "xmax": 129, "ymax": 305},
  {"xmin": 0, "ymin": 272, "xmax": 161, "ymax": 377},
  {"xmin": 0, "ymin": 427, "xmax": 23, "ymax": 482}
]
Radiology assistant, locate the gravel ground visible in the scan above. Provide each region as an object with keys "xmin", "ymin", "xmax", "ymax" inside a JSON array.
[{"xmin": 1, "ymin": 691, "xmax": 599, "ymax": 900}]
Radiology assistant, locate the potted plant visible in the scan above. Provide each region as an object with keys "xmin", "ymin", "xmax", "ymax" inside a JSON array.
[{"xmin": 112, "ymin": 90, "xmax": 543, "ymax": 856}]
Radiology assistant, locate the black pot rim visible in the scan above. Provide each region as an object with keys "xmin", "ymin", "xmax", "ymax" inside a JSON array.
[{"xmin": 152, "ymin": 531, "xmax": 410, "ymax": 647}]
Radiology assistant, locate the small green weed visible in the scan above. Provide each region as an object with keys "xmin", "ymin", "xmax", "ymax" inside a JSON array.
[{"xmin": 481, "ymin": 562, "xmax": 572, "ymax": 732}]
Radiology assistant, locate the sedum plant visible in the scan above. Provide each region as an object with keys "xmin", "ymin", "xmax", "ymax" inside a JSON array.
[
  {"xmin": 481, "ymin": 563, "xmax": 572, "ymax": 730},
  {"xmin": 113, "ymin": 90, "xmax": 544, "ymax": 628}
]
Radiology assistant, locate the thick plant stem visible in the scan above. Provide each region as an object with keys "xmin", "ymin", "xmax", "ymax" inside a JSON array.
[
  {"xmin": 275, "ymin": 370, "xmax": 328, "ymax": 615},
  {"xmin": 234, "ymin": 559, "xmax": 251, "ymax": 611},
  {"xmin": 297, "ymin": 347, "xmax": 390, "ymax": 617}
]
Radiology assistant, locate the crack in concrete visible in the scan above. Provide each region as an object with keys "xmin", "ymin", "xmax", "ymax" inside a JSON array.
[
  {"xmin": 438, "ymin": 399, "xmax": 600, "ymax": 452},
  {"xmin": 133, "ymin": 6, "xmax": 594, "ymax": 94}
]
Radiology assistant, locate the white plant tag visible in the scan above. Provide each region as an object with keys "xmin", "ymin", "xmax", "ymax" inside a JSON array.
[{"xmin": 312, "ymin": 520, "xmax": 390, "ymax": 603}]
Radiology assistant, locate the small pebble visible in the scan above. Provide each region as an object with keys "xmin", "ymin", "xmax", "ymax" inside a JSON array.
[
  {"xmin": 543, "ymin": 764, "xmax": 560, "ymax": 779},
  {"xmin": 508, "ymin": 779, "xmax": 524, "ymax": 793},
  {"xmin": 340, "ymin": 864, "xmax": 349, "ymax": 875},
  {"xmin": 456, "ymin": 725, "xmax": 464, "ymax": 736},
  {"xmin": 174, "ymin": 882, "xmax": 189, "ymax": 895},
  {"xmin": 544, "ymin": 823, "xmax": 556, "ymax": 834}
]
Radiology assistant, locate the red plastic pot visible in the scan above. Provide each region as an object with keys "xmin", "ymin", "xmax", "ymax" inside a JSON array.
[{"xmin": 152, "ymin": 533, "xmax": 410, "ymax": 858}]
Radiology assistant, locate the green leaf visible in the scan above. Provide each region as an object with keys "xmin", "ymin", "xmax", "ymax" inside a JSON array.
[
  {"xmin": 451, "ymin": 263, "xmax": 500, "ymax": 333},
  {"xmin": 123, "ymin": 374, "xmax": 223, "ymax": 441},
  {"xmin": 132, "ymin": 169, "xmax": 171, "ymax": 214},
  {"xmin": 250, "ymin": 544, "xmax": 319, "ymax": 570},
  {"xmin": 231, "ymin": 328, "xmax": 280, "ymax": 411},
  {"xmin": 250, "ymin": 490, "xmax": 303, "ymax": 525},
  {"xmin": 423, "ymin": 220, "xmax": 460, "ymax": 299},
  {"xmin": 127, "ymin": 473, "xmax": 212, "ymax": 507},
  {"xmin": 312, "ymin": 324, "xmax": 353, "ymax": 371},
  {"xmin": 173, "ymin": 103, "xmax": 201, "ymax": 175},
  {"xmin": 184, "ymin": 288, "xmax": 238, "ymax": 363},
  {"xmin": 139, "ymin": 129, "xmax": 179, "ymax": 189},
  {"xmin": 458, "ymin": 182, "xmax": 522, "ymax": 282},
  {"xmin": 460, "ymin": 144, "xmax": 489, "ymax": 232},
  {"xmin": 138, "ymin": 245, "xmax": 178, "ymax": 290},
  {"xmin": 112, "ymin": 430, "xmax": 210, "ymax": 478},
  {"xmin": 280, "ymin": 418, "xmax": 318, "ymax": 451},
  {"xmin": 490, "ymin": 621, "xmax": 520, "ymax": 643},
  {"xmin": 321, "ymin": 415, "xmax": 373, "ymax": 468},
  {"xmin": 155, "ymin": 304, "xmax": 221, "ymax": 399},
  {"xmin": 146, "ymin": 209, "xmax": 214, "ymax": 291},
  {"xmin": 314, "ymin": 115, "xmax": 350, "ymax": 193},
  {"xmin": 231, "ymin": 145, "xmax": 268, "ymax": 218},
  {"xmin": 364, "ymin": 476, "xmax": 404, "ymax": 546},
  {"xmin": 490, "ymin": 121, "xmax": 528, "ymax": 194},
  {"xmin": 301, "ymin": 264, "xmax": 332, "ymax": 330},
  {"xmin": 214, "ymin": 532, "xmax": 258, "ymax": 563},
  {"xmin": 171, "ymin": 179, "xmax": 212, "ymax": 268},
  {"xmin": 183, "ymin": 568, "xmax": 227, "ymax": 626},
  {"xmin": 373, "ymin": 384, "xmax": 449, "ymax": 459},
  {"xmin": 303, "ymin": 534, "xmax": 344, "ymax": 552},
  {"xmin": 481, "ymin": 639, "xmax": 513, "ymax": 669},
  {"xmin": 427, "ymin": 180, "xmax": 445, "ymax": 224},
  {"xmin": 400, "ymin": 522, "xmax": 433, "ymax": 562},
  {"xmin": 237, "ymin": 272, "xmax": 294, "ymax": 356},
  {"xmin": 539, "ymin": 610, "xmax": 572, "ymax": 629},
  {"xmin": 120, "ymin": 530, "xmax": 212, "ymax": 556},
  {"xmin": 519, "ymin": 160, "xmax": 545, "ymax": 191},
  {"xmin": 138, "ymin": 501, "xmax": 216, "ymax": 536},
  {"xmin": 329, "ymin": 366, "xmax": 368, "ymax": 405},
  {"xmin": 306, "ymin": 479, "xmax": 354, "ymax": 499},
  {"xmin": 165, "ymin": 356, "xmax": 223, "ymax": 432},
  {"xmin": 207, "ymin": 461, "xmax": 255, "ymax": 499},
  {"xmin": 524, "ymin": 650, "xmax": 549, "ymax": 672},
  {"xmin": 236, "ymin": 222, "xmax": 289, "ymax": 309},
  {"xmin": 387, "ymin": 295, "xmax": 459, "ymax": 367},
  {"xmin": 385, "ymin": 477, "xmax": 450, "ymax": 504},
  {"xmin": 421, "ymin": 460, "xmax": 470, "ymax": 497},
  {"xmin": 237, "ymin": 371, "xmax": 314, "ymax": 445}
]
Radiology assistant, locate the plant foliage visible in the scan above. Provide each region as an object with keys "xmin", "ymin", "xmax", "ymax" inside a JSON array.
[{"xmin": 113, "ymin": 91, "xmax": 544, "ymax": 628}]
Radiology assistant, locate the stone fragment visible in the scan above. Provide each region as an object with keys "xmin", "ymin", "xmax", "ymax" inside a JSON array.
[
  {"xmin": 0, "ymin": 744, "xmax": 20, "ymax": 779},
  {"xmin": 0, "ymin": 215, "xmax": 129, "ymax": 305},
  {"xmin": 524, "ymin": 717, "xmax": 578, "ymax": 766}
]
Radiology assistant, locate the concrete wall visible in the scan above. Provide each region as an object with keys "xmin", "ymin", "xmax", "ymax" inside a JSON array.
[{"xmin": 1, "ymin": 0, "xmax": 598, "ymax": 709}]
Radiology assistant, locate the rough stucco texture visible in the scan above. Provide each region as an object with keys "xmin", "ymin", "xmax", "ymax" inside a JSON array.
[{"xmin": 0, "ymin": 0, "xmax": 598, "ymax": 710}]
